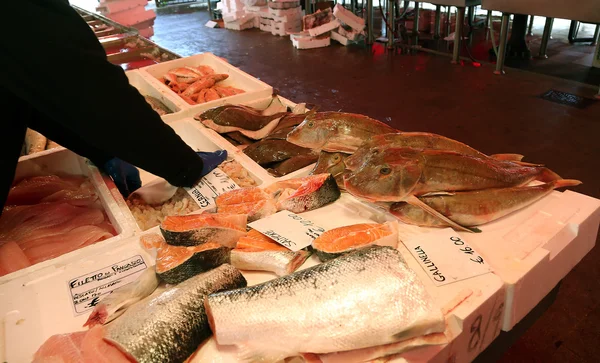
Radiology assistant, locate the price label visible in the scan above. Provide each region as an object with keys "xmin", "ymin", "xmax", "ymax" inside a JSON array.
[
  {"xmin": 185, "ymin": 168, "xmax": 239, "ymax": 209},
  {"xmin": 67, "ymin": 255, "xmax": 147, "ymax": 315},
  {"xmin": 248, "ymin": 211, "xmax": 326, "ymax": 251},
  {"xmin": 402, "ymin": 228, "xmax": 491, "ymax": 286}
]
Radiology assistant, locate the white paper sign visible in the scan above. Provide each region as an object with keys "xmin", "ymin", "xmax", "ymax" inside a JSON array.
[
  {"xmin": 185, "ymin": 167, "xmax": 239, "ymax": 209},
  {"xmin": 67, "ymin": 255, "xmax": 147, "ymax": 315},
  {"xmin": 205, "ymin": 20, "xmax": 219, "ymax": 28},
  {"xmin": 402, "ymin": 228, "xmax": 492, "ymax": 286},
  {"xmin": 248, "ymin": 211, "xmax": 326, "ymax": 252}
]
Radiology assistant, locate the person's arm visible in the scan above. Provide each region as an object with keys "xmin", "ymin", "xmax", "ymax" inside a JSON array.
[{"xmin": 0, "ymin": 1, "xmax": 203, "ymax": 188}]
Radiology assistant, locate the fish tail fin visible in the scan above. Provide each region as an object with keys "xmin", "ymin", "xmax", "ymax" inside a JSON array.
[
  {"xmin": 491, "ymin": 153, "xmax": 524, "ymax": 161},
  {"xmin": 510, "ymin": 161, "xmax": 544, "ymax": 167},
  {"xmin": 406, "ymin": 195, "xmax": 481, "ymax": 233},
  {"xmin": 551, "ymin": 179, "xmax": 582, "ymax": 189},
  {"xmin": 537, "ymin": 167, "xmax": 562, "ymax": 183}
]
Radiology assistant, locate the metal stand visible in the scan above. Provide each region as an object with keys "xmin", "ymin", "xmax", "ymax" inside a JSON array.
[
  {"xmin": 451, "ymin": 7, "xmax": 465, "ymax": 64},
  {"xmin": 527, "ymin": 15, "xmax": 534, "ymax": 36},
  {"xmin": 494, "ymin": 13, "xmax": 510, "ymax": 75},
  {"xmin": 538, "ymin": 17, "xmax": 554, "ymax": 59},
  {"xmin": 387, "ymin": 0, "xmax": 395, "ymax": 49},
  {"xmin": 592, "ymin": 25, "xmax": 600, "ymax": 46},
  {"xmin": 485, "ymin": 10, "xmax": 492, "ymax": 40},
  {"xmin": 467, "ymin": 6, "xmax": 475, "ymax": 25},
  {"xmin": 434, "ymin": 5, "xmax": 441, "ymax": 39},
  {"xmin": 366, "ymin": 0, "xmax": 374, "ymax": 44},
  {"xmin": 413, "ymin": 2, "xmax": 420, "ymax": 36},
  {"xmin": 446, "ymin": 7, "xmax": 452, "ymax": 38}
]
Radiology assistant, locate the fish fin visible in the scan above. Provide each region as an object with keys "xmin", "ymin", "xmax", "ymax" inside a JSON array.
[
  {"xmin": 509, "ymin": 161, "xmax": 544, "ymax": 167},
  {"xmin": 237, "ymin": 343, "xmax": 291, "ymax": 363},
  {"xmin": 537, "ymin": 167, "xmax": 562, "ymax": 183},
  {"xmin": 419, "ymin": 191, "xmax": 455, "ymax": 197},
  {"xmin": 490, "ymin": 153, "xmax": 524, "ymax": 161},
  {"xmin": 551, "ymin": 179, "xmax": 582, "ymax": 189},
  {"xmin": 406, "ymin": 195, "xmax": 480, "ymax": 233}
]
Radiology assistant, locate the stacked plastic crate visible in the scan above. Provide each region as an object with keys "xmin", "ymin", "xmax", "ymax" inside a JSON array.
[{"xmin": 96, "ymin": 0, "xmax": 156, "ymax": 38}]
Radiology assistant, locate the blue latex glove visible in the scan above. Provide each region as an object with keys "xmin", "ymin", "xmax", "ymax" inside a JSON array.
[
  {"xmin": 197, "ymin": 150, "xmax": 228, "ymax": 177},
  {"xmin": 103, "ymin": 158, "xmax": 142, "ymax": 198}
]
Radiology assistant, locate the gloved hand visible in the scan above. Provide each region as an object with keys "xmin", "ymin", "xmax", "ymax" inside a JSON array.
[
  {"xmin": 197, "ymin": 150, "xmax": 228, "ymax": 177},
  {"xmin": 102, "ymin": 158, "xmax": 142, "ymax": 198}
]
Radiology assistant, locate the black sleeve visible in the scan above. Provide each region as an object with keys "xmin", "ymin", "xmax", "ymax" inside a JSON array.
[{"xmin": 0, "ymin": 1, "xmax": 204, "ymax": 188}]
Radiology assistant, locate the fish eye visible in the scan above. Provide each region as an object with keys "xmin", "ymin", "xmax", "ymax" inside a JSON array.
[
  {"xmin": 372, "ymin": 149, "xmax": 379, "ymax": 155},
  {"xmin": 380, "ymin": 167, "xmax": 391, "ymax": 175},
  {"xmin": 333, "ymin": 155, "xmax": 340, "ymax": 161},
  {"xmin": 307, "ymin": 121, "xmax": 315, "ymax": 127}
]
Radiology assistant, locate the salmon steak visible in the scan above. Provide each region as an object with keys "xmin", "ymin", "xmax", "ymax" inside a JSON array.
[
  {"xmin": 312, "ymin": 222, "xmax": 399, "ymax": 261},
  {"xmin": 215, "ymin": 187, "xmax": 277, "ymax": 222},
  {"xmin": 266, "ymin": 173, "xmax": 341, "ymax": 213},
  {"xmin": 159, "ymin": 213, "xmax": 247, "ymax": 248}
]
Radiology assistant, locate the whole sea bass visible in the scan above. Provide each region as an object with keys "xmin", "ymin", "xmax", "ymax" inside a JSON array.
[
  {"xmin": 286, "ymin": 112, "xmax": 396, "ymax": 153},
  {"xmin": 390, "ymin": 179, "xmax": 581, "ymax": 227},
  {"xmin": 205, "ymin": 246, "xmax": 444, "ymax": 361},
  {"xmin": 344, "ymin": 148, "xmax": 561, "ymax": 202},
  {"xmin": 105, "ymin": 264, "xmax": 246, "ymax": 363},
  {"xmin": 345, "ymin": 132, "xmax": 525, "ymax": 170}
]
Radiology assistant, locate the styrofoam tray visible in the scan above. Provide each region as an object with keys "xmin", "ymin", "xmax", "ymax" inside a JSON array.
[
  {"xmin": 17, "ymin": 144, "xmax": 66, "ymax": 163},
  {"xmin": 139, "ymin": 53, "xmax": 273, "ymax": 112},
  {"xmin": 125, "ymin": 70, "xmax": 184, "ymax": 123},
  {"xmin": 0, "ymin": 192, "xmax": 504, "ymax": 363},
  {"xmin": 0, "ymin": 151, "xmax": 136, "ymax": 285}
]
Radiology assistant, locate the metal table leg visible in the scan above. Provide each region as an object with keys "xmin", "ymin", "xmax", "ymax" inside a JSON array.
[
  {"xmin": 592, "ymin": 25, "xmax": 600, "ymax": 46},
  {"xmin": 413, "ymin": 2, "xmax": 420, "ymax": 36},
  {"xmin": 446, "ymin": 7, "xmax": 452, "ymax": 38},
  {"xmin": 434, "ymin": 5, "xmax": 441, "ymax": 39},
  {"xmin": 387, "ymin": 0, "xmax": 395, "ymax": 49},
  {"xmin": 538, "ymin": 17, "xmax": 554, "ymax": 59},
  {"xmin": 208, "ymin": 0, "xmax": 213, "ymax": 20},
  {"xmin": 486, "ymin": 10, "xmax": 492, "ymax": 40},
  {"xmin": 527, "ymin": 15, "xmax": 534, "ymax": 36},
  {"xmin": 494, "ymin": 13, "xmax": 510, "ymax": 75},
  {"xmin": 366, "ymin": 0, "xmax": 374, "ymax": 44},
  {"xmin": 452, "ymin": 7, "xmax": 465, "ymax": 64}
]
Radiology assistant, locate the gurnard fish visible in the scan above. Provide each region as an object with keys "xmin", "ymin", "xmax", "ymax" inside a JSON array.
[
  {"xmin": 197, "ymin": 107, "xmax": 289, "ymax": 140},
  {"xmin": 230, "ymin": 229, "xmax": 311, "ymax": 276},
  {"xmin": 345, "ymin": 132, "xmax": 526, "ymax": 171},
  {"xmin": 106, "ymin": 264, "xmax": 246, "ymax": 363},
  {"xmin": 286, "ymin": 111, "xmax": 396, "ymax": 153},
  {"xmin": 83, "ymin": 267, "xmax": 159, "ymax": 328},
  {"xmin": 310, "ymin": 152, "xmax": 348, "ymax": 189},
  {"xmin": 311, "ymin": 222, "xmax": 399, "ymax": 261},
  {"xmin": 390, "ymin": 179, "xmax": 582, "ymax": 228},
  {"xmin": 265, "ymin": 173, "xmax": 341, "ymax": 213},
  {"xmin": 205, "ymin": 246, "xmax": 444, "ymax": 361},
  {"xmin": 344, "ymin": 148, "xmax": 561, "ymax": 203}
]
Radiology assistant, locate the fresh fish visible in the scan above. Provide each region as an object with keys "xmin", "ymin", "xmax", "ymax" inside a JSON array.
[
  {"xmin": 243, "ymin": 139, "xmax": 317, "ymax": 166},
  {"xmin": 33, "ymin": 326, "xmax": 130, "ymax": 363},
  {"xmin": 263, "ymin": 126, "xmax": 297, "ymax": 141},
  {"xmin": 106, "ymin": 264, "xmax": 247, "ymax": 363},
  {"xmin": 182, "ymin": 74, "xmax": 229, "ymax": 97},
  {"xmin": 312, "ymin": 222, "xmax": 398, "ymax": 261},
  {"xmin": 270, "ymin": 113, "xmax": 306, "ymax": 133},
  {"xmin": 216, "ymin": 187, "xmax": 277, "ymax": 222},
  {"xmin": 390, "ymin": 179, "xmax": 582, "ymax": 228},
  {"xmin": 311, "ymin": 152, "xmax": 348, "ymax": 177},
  {"xmin": 24, "ymin": 128, "xmax": 47, "ymax": 155},
  {"xmin": 0, "ymin": 241, "xmax": 31, "ymax": 277},
  {"xmin": 346, "ymin": 132, "xmax": 525, "ymax": 171},
  {"xmin": 344, "ymin": 148, "xmax": 562, "ymax": 203},
  {"xmin": 231, "ymin": 230, "xmax": 311, "ymax": 276},
  {"xmin": 83, "ymin": 267, "xmax": 159, "ymax": 328},
  {"xmin": 159, "ymin": 213, "xmax": 248, "ymax": 247},
  {"xmin": 197, "ymin": 107, "xmax": 289, "ymax": 140},
  {"xmin": 143, "ymin": 95, "xmax": 172, "ymax": 116},
  {"xmin": 266, "ymin": 174, "xmax": 341, "ymax": 213},
  {"xmin": 6, "ymin": 175, "xmax": 88, "ymax": 205},
  {"xmin": 155, "ymin": 238, "xmax": 232, "ymax": 284},
  {"xmin": 224, "ymin": 131, "xmax": 255, "ymax": 145},
  {"xmin": 286, "ymin": 112, "xmax": 396, "ymax": 153},
  {"xmin": 187, "ymin": 338, "xmax": 240, "ymax": 363},
  {"xmin": 269, "ymin": 154, "xmax": 320, "ymax": 177},
  {"xmin": 205, "ymin": 246, "xmax": 444, "ymax": 361}
]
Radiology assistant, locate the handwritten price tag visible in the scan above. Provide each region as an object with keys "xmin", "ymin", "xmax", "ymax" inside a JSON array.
[
  {"xmin": 67, "ymin": 255, "xmax": 147, "ymax": 315},
  {"xmin": 249, "ymin": 211, "xmax": 326, "ymax": 252},
  {"xmin": 185, "ymin": 167, "xmax": 239, "ymax": 209},
  {"xmin": 402, "ymin": 228, "xmax": 492, "ymax": 286}
]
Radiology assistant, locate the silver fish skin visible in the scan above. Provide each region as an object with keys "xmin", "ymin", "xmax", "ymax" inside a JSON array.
[
  {"xmin": 230, "ymin": 249, "xmax": 311, "ymax": 276},
  {"xmin": 106, "ymin": 264, "xmax": 247, "ymax": 363},
  {"xmin": 205, "ymin": 246, "xmax": 444, "ymax": 361},
  {"xmin": 83, "ymin": 267, "xmax": 159, "ymax": 327}
]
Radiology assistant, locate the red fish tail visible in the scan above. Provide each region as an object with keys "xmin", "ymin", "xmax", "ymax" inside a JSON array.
[
  {"xmin": 537, "ymin": 167, "xmax": 562, "ymax": 183},
  {"xmin": 550, "ymin": 179, "xmax": 582, "ymax": 189}
]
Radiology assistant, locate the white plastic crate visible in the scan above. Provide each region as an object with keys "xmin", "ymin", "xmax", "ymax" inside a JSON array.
[{"xmin": 139, "ymin": 53, "xmax": 273, "ymax": 112}]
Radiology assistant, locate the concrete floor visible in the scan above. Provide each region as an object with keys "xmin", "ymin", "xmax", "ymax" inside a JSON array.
[{"xmin": 152, "ymin": 7, "xmax": 600, "ymax": 362}]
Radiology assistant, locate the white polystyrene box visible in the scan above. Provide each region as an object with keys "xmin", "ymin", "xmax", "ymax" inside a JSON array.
[
  {"xmin": 307, "ymin": 19, "xmax": 340, "ymax": 37},
  {"xmin": 126, "ymin": 70, "xmax": 184, "ymax": 123},
  {"xmin": 291, "ymin": 33, "xmax": 331, "ymax": 49},
  {"xmin": 139, "ymin": 53, "xmax": 273, "ymax": 112},
  {"xmin": 333, "ymin": 3, "xmax": 365, "ymax": 31},
  {"xmin": 0, "ymin": 151, "xmax": 136, "ymax": 284},
  {"xmin": 331, "ymin": 30, "xmax": 352, "ymax": 45}
]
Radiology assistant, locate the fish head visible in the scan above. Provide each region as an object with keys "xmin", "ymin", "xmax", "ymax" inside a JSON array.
[
  {"xmin": 198, "ymin": 105, "xmax": 228, "ymax": 121},
  {"xmin": 343, "ymin": 151, "xmax": 423, "ymax": 202},
  {"xmin": 286, "ymin": 114, "xmax": 333, "ymax": 150},
  {"xmin": 312, "ymin": 152, "xmax": 346, "ymax": 175},
  {"xmin": 345, "ymin": 143, "xmax": 392, "ymax": 171}
]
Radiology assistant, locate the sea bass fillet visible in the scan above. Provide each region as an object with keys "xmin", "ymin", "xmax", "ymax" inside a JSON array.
[
  {"xmin": 286, "ymin": 112, "xmax": 396, "ymax": 153},
  {"xmin": 205, "ymin": 246, "xmax": 444, "ymax": 361},
  {"xmin": 106, "ymin": 264, "xmax": 247, "ymax": 363},
  {"xmin": 390, "ymin": 179, "xmax": 582, "ymax": 227}
]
